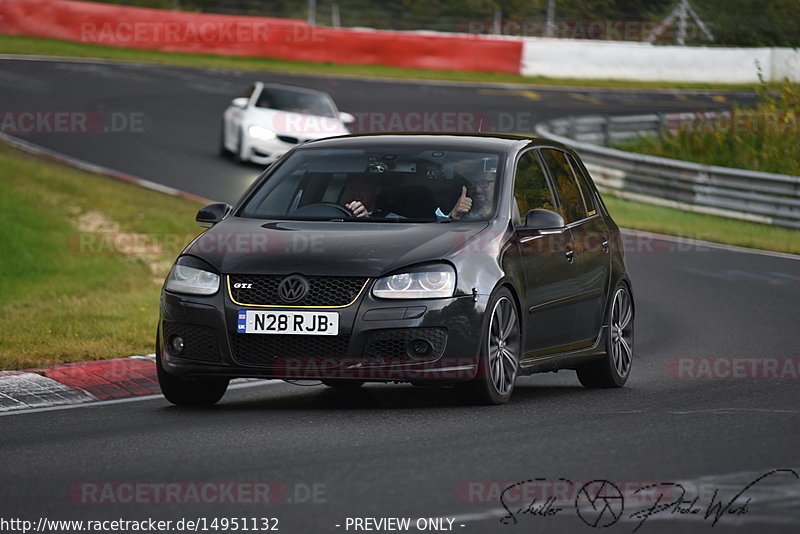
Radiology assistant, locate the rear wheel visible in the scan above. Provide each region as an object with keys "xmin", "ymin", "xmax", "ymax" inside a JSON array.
[
  {"xmin": 156, "ymin": 338, "xmax": 229, "ymax": 406},
  {"xmin": 577, "ymin": 282, "xmax": 634, "ymax": 388},
  {"xmin": 456, "ymin": 288, "xmax": 520, "ymax": 405},
  {"xmin": 219, "ymin": 122, "xmax": 232, "ymax": 158}
]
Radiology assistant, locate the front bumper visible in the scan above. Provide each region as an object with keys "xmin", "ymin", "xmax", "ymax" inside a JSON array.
[
  {"xmin": 242, "ymin": 136, "xmax": 295, "ymax": 165},
  {"xmin": 158, "ymin": 283, "xmax": 488, "ymax": 383}
]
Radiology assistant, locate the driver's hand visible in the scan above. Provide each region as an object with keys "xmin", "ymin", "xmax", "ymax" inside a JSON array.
[
  {"xmin": 449, "ymin": 186, "xmax": 472, "ymax": 219},
  {"xmin": 346, "ymin": 200, "xmax": 369, "ymax": 218}
]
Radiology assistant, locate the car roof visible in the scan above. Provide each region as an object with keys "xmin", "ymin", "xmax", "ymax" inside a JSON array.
[
  {"xmin": 295, "ymin": 133, "xmax": 570, "ymax": 154},
  {"xmin": 257, "ymin": 82, "xmax": 330, "ymax": 97}
]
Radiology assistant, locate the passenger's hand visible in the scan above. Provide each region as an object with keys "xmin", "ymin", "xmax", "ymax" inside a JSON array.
[
  {"xmin": 449, "ymin": 186, "xmax": 472, "ymax": 219},
  {"xmin": 346, "ymin": 200, "xmax": 369, "ymax": 217}
]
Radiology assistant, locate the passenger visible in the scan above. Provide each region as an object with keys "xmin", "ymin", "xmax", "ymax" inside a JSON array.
[{"xmin": 447, "ymin": 173, "xmax": 496, "ymax": 219}]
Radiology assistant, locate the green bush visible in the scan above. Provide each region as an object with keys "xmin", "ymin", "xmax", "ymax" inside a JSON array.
[{"xmin": 618, "ymin": 83, "xmax": 800, "ymax": 176}]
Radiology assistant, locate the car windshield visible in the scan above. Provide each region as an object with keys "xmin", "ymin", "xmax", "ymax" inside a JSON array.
[
  {"xmin": 238, "ymin": 146, "xmax": 503, "ymax": 222},
  {"xmin": 255, "ymin": 87, "xmax": 337, "ymax": 118}
]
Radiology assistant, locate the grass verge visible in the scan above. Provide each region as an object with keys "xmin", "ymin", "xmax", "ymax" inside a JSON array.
[
  {"xmin": 0, "ymin": 144, "xmax": 202, "ymax": 369},
  {"xmin": 0, "ymin": 34, "xmax": 768, "ymax": 91},
  {"xmin": 603, "ymin": 194, "xmax": 799, "ymax": 255}
]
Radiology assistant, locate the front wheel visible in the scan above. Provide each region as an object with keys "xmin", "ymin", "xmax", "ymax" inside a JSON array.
[
  {"xmin": 156, "ymin": 350, "xmax": 229, "ymax": 406},
  {"xmin": 456, "ymin": 288, "xmax": 520, "ymax": 405},
  {"xmin": 577, "ymin": 282, "xmax": 634, "ymax": 388}
]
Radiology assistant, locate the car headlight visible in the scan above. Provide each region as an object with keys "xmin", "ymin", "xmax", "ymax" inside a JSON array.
[
  {"xmin": 372, "ymin": 265, "xmax": 456, "ymax": 299},
  {"xmin": 165, "ymin": 257, "xmax": 220, "ymax": 296},
  {"xmin": 248, "ymin": 125, "xmax": 276, "ymax": 141}
]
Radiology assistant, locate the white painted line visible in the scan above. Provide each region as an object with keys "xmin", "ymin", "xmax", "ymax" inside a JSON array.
[
  {"xmin": 0, "ymin": 372, "xmax": 95, "ymax": 412},
  {"xmin": 0, "ymin": 132, "xmax": 212, "ymax": 204},
  {"xmin": 0, "ymin": 379, "xmax": 284, "ymax": 417}
]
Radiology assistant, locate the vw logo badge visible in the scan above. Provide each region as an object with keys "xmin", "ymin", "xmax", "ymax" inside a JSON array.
[{"xmin": 278, "ymin": 275, "xmax": 309, "ymax": 303}]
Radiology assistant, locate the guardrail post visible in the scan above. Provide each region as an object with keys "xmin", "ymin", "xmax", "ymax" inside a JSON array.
[
  {"xmin": 657, "ymin": 113, "xmax": 667, "ymax": 140},
  {"xmin": 603, "ymin": 115, "xmax": 612, "ymax": 146}
]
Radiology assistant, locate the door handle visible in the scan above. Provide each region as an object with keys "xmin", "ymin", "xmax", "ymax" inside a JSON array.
[
  {"xmin": 602, "ymin": 238, "xmax": 609, "ymax": 253},
  {"xmin": 565, "ymin": 247, "xmax": 575, "ymax": 263}
]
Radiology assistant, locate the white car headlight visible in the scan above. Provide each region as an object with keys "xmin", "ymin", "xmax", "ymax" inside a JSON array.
[
  {"xmin": 372, "ymin": 265, "xmax": 456, "ymax": 299},
  {"xmin": 165, "ymin": 259, "xmax": 220, "ymax": 295},
  {"xmin": 248, "ymin": 125, "xmax": 277, "ymax": 141}
]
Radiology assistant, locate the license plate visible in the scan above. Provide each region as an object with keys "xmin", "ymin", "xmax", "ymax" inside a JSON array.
[{"xmin": 237, "ymin": 310, "xmax": 339, "ymax": 335}]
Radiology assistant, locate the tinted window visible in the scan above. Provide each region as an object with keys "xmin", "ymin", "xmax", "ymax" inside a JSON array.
[
  {"xmin": 256, "ymin": 88, "xmax": 337, "ymax": 118},
  {"xmin": 566, "ymin": 153, "xmax": 597, "ymax": 216},
  {"xmin": 241, "ymin": 84, "xmax": 255, "ymax": 99},
  {"xmin": 540, "ymin": 149, "xmax": 586, "ymax": 224},
  {"xmin": 513, "ymin": 151, "xmax": 556, "ymax": 223}
]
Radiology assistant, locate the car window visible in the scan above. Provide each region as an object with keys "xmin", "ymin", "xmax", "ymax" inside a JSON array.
[
  {"xmin": 255, "ymin": 88, "xmax": 337, "ymax": 118},
  {"xmin": 566, "ymin": 153, "xmax": 597, "ymax": 217},
  {"xmin": 513, "ymin": 150, "xmax": 556, "ymax": 224},
  {"xmin": 238, "ymin": 147, "xmax": 503, "ymax": 222},
  {"xmin": 241, "ymin": 84, "xmax": 255, "ymax": 99},
  {"xmin": 540, "ymin": 148, "xmax": 587, "ymax": 224}
]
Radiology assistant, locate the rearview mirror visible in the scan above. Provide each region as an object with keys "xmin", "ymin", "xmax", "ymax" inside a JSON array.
[
  {"xmin": 339, "ymin": 111, "xmax": 355, "ymax": 124},
  {"xmin": 524, "ymin": 209, "xmax": 565, "ymax": 233},
  {"xmin": 196, "ymin": 203, "xmax": 230, "ymax": 228},
  {"xmin": 231, "ymin": 97, "xmax": 249, "ymax": 109}
]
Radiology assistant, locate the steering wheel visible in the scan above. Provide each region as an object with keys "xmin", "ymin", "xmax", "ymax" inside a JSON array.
[{"xmin": 291, "ymin": 202, "xmax": 355, "ymax": 218}]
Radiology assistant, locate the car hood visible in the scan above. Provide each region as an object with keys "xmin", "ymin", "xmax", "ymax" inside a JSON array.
[
  {"xmin": 246, "ymin": 108, "xmax": 348, "ymax": 139},
  {"xmin": 185, "ymin": 218, "xmax": 489, "ymax": 277}
]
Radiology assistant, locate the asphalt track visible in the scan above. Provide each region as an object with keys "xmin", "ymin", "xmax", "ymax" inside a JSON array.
[{"xmin": 1, "ymin": 57, "xmax": 799, "ymax": 533}]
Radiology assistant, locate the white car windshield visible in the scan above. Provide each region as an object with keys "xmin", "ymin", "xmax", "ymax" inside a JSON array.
[
  {"xmin": 239, "ymin": 147, "xmax": 502, "ymax": 222},
  {"xmin": 255, "ymin": 88, "xmax": 337, "ymax": 118}
]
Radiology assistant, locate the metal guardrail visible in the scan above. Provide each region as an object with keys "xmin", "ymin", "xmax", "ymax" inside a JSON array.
[{"xmin": 535, "ymin": 114, "xmax": 800, "ymax": 229}]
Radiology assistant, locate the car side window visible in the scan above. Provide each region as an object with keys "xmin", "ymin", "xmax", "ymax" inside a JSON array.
[
  {"xmin": 566, "ymin": 153, "xmax": 597, "ymax": 216},
  {"xmin": 540, "ymin": 148, "xmax": 587, "ymax": 224},
  {"xmin": 513, "ymin": 150, "xmax": 557, "ymax": 225}
]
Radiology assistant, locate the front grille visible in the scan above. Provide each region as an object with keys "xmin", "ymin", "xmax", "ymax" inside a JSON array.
[
  {"xmin": 229, "ymin": 275, "xmax": 368, "ymax": 307},
  {"xmin": 277, "ymin": 135, "xmax": 299, "ymax": 144},
  {"xmin": 229, "ymin": 333, "xmax": 351, "ymax": 367},
  {"xmin": 363, "ymin": 328, "xmax": 447, "ymax": 364},
  {"xmin": 162, "ymin": 321, "xmax": 220, "ymax": 362}
]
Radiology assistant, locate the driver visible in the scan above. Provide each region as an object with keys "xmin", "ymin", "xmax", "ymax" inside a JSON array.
[{"xmin": 342, "ymin": 177, "xmax": 380, "ymax": 218}]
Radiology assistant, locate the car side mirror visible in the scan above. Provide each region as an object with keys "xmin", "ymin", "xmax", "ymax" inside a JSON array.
[
  {"xmin": 231, "ymin": 97, "xmax": 249, "ymax": 109},
  {"xmin": 524, "ymin": 209, "xmax": 565, "ymax": 234},
  {"xmin": 339, "ymin": 111, "xmax": 355, "ymax": 124},
  {"xmin": 196, "ymin": 203, "xmax": 230, "ymax": 228}
]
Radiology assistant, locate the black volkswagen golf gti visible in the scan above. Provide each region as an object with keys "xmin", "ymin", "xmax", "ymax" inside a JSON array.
[{"xmin": 157, "ymin": 134, "xmax": 634, "ymax": 405}]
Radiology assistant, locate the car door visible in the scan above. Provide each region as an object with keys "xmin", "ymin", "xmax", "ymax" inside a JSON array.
[
  {"xmin": 566, "ymin": 152, "xmax": 611, "ymax": 345},
  {"xmin": 540, "ymin": 148, "xmax": 610, "ymax": 348},
  {"xmin": 513, "ymin": 150, "xmax": 579, "ymax": 356}
]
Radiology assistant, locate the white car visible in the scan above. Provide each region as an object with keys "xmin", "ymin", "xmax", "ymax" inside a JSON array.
[{"xmin": 220, "ymin": 82, "xmax": 354, "ymax": 165}]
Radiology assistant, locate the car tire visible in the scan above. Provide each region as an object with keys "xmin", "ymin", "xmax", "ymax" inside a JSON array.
[
  {"xmin": 235, "ymin": 128, "xmax": 248, "ymax": 164},
  {"xmin": 156, "ymin": 337, "xmax": 229, "ymax": 406},
  {"xmin": 219, "ymin": 123, "xmax": 232, "ymax": 158},
  {"xmin": 455, "ymin": 287, "xmax": 521, "ymax": 405},
  {"xmin": 577, "ymin": 282, "xmax": 634, "ymax": 388},
  {"xmin": 321, "ymin": 380, "xmax": 365, "ymax": 389}
]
